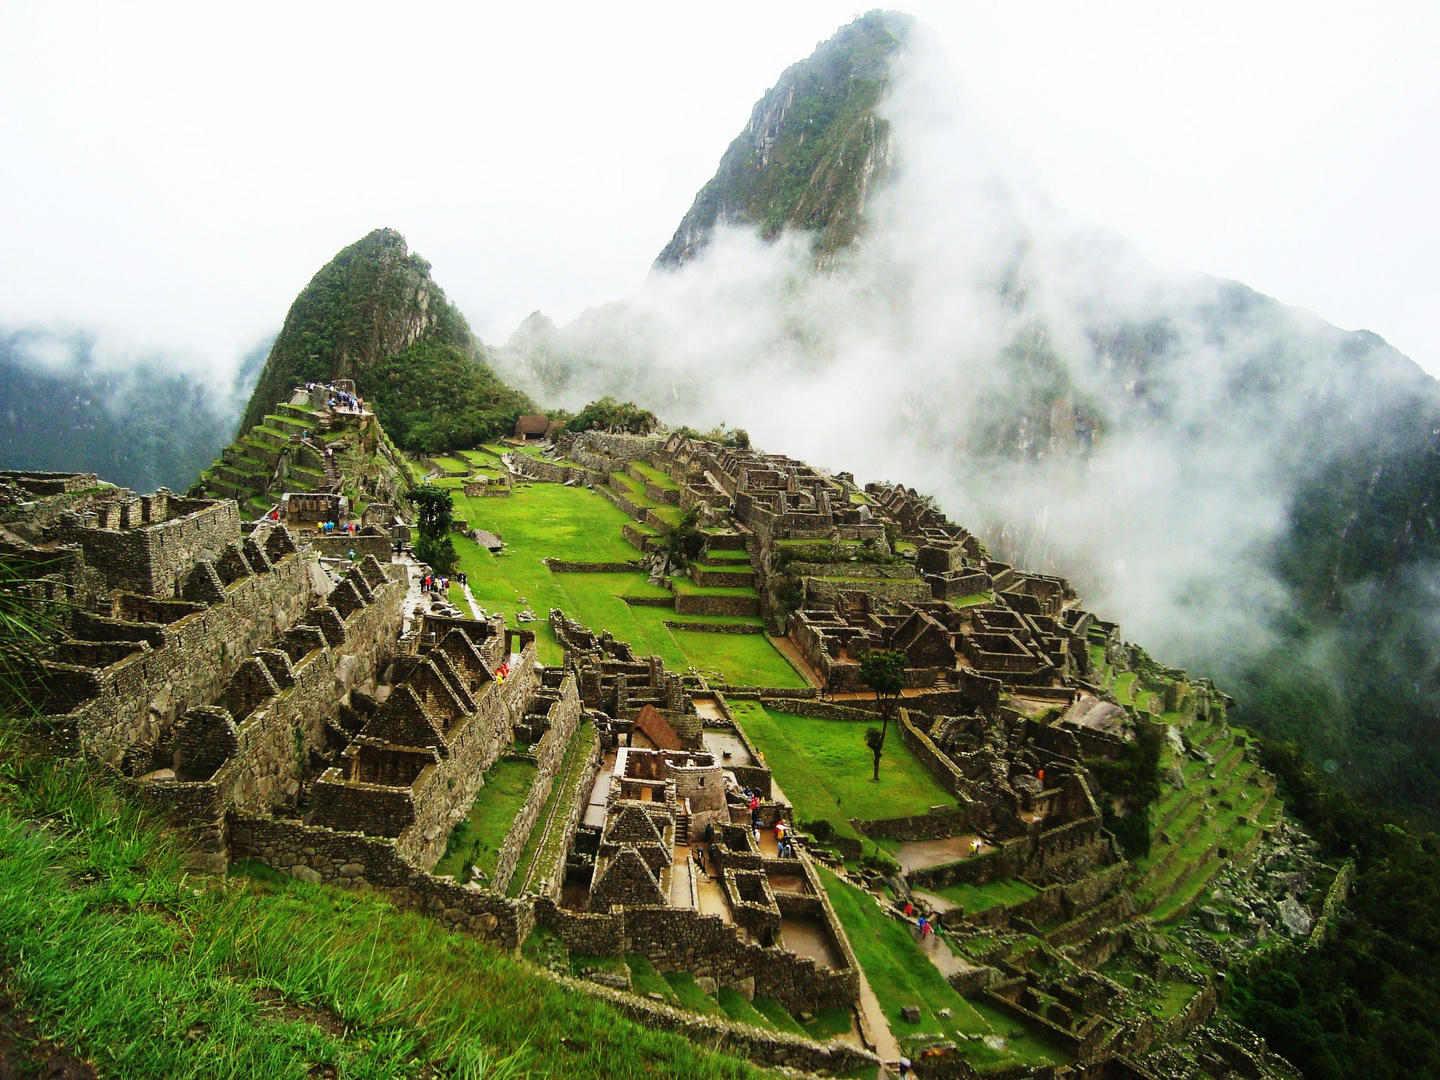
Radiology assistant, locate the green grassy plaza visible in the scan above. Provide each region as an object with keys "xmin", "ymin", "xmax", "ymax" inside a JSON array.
[
  {"xmin": 726, "ymin": 701, "xmax": 956, "ymax": 839},
  {"xmin": 445, "ymin": 481, "xmax": 804, "ymax": 687}
]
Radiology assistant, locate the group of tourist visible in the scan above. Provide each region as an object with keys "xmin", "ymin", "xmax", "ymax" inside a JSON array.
[
  {"xmin": 421, "ymin": 573, "xmax": 450, "ymax": 595},
  {"xmin": 900, "ymin": 900, "xmax": 935, "ymax": 939},
  {"xmin": 305, "ymin": 381, "xmax": 365, "ymax": 413},
  {"xmin": 317, "ymin": 520, "xmax": 358, "ymax": 534}
]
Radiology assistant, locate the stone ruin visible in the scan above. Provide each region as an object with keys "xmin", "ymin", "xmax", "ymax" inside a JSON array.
[{"xmin": 0, "ymin": 449, "xmax": 1320, "ymax": 1079}]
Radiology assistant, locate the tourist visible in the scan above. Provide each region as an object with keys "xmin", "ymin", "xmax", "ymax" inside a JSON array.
[
  {"xmin": 897, "ymin": 1058, "xmax": 912, "ymax": 1078},
  {"xmin": 970, "ymin": 837, "xmax": 983, "ymax": 856},
  {"xmin": 903, "ymin": 900, "xmax": 914, "ymax": 918}
]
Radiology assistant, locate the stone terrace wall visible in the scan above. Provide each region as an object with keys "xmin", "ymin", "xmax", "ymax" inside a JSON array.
[
  {"xmin": 492, "ymin": 673, "xmax": 583, "ymax": 893},
  {"xmin": 49, "ymin": 498, "xmax": 241, "ymax": 598},
  {"xmin": 897, "ymin": 709, "xmax": 968, "ymax": 799},
  {"xmin": 216, "ymin": 570, "xmax": 406, "ymax": 816},
  {"xmin": 525, "ymin": 733, "xmax": 602, "ymax": 901},
  {"xmin": 229, "ymin": 816, "xmax": 534, "ymax": 949},
  {"xmin": 555, "ymin": 973, "xmax": 880, "ymax": 1077},
  {"xmin": 52, "ymin": 548, "xmax": 315, "ymax": 765},
  {"xmin": 673, "ymin": 592, "xmax": 761, "ymax": 618},
  {"xmin": 399, "ymin": 640, "xmax": 542, "ymax": 869},
  {"xmin": 308, "ymin": 535, "xmax": 392, "ymax": 562}
]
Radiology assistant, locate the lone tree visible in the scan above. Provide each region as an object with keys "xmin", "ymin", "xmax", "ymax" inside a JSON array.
[
  {"xmin": 859, "ymin": 649, "xmax": 907, "ymax": 781},
  {"xmin": 410, "ymin": 483, "xmax": 457, "ymax": 575}
]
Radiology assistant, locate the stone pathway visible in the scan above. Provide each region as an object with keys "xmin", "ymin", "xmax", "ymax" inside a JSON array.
[{"xmin": 460, "ymin": 581, "xmax": 484, "ymax": 619}]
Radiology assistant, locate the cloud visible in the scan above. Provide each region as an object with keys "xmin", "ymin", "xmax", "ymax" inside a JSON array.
[{"xmin": 493, "ymin": 25, "xmax": 1435, "ymax": 685}]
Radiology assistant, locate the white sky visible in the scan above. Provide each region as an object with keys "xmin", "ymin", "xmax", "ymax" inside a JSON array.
[{"xmin": 0, "ymin": 1, "xmax": 1435, "ymax": 379}]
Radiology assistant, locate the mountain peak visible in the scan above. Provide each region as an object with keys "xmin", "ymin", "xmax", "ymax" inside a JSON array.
[{"xmin": 654, "ymin": 11, "xmax": 913, "ymax": 269}]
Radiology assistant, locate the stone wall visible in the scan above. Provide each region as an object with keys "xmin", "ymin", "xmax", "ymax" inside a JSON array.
[
  {"xmin": 622, "ymin": 524, "xmax": 659, "ymax": 552},
  {"xmin": 308, "ymin": 535, "xmax": 392, "ymax": 562},
  {"xmin": 49, "ymin": 545, "xmax": 316, "ymax": 766},
  {"xmin": 216, "ymin": 572, "xmax": 405, "ymax": 816},
  {"xmin": 673, "ymin": 592, "xmax": 761, "ymax": 618},
  {"xmin": 491, "ymin": 673, "xmax": 583, "ymax": 893},
  {"xmin": 555, "ymin": 971, "xmax": 880, "ymax": 1077},
  {"xmin": 537, "ymin": 734, "xmax": 603, "ymax": 900},
  {"xmin": 399, "ymin": 640, "xmax": 542, "ymax": 869},
  {"xmin": 662, "ymin": 620, "xmax": 764, "ymax": 635},
  {"xmin": 897, "ymin": 709, "xmax": 968, "ymax": 798},
  {"xmin": 229, "ymin": 815, "xmax": 533, "ymax": 949},
  {"xmin": 852, "ymin": 808, "xmax": 973, "ymax": 842},
  {"xmin": 48, "ymin": 497, "xmax": 240, "ymax": 598},
  {"xmin": 545, "ymin": 558, "xmax": 645, "ymax": 573}
]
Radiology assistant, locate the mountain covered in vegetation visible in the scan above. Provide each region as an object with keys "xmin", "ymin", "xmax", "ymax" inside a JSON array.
[
  {"xmin": 0, "ymin": 328, "xmax": 257, "ymax": 493},
  {"xmin": 239, "ymin": 228, "xmax": 533, "ymax": 454},
  {"xmin": 655, "ymin": 10, "xmax": 909, "ymax": 268}
]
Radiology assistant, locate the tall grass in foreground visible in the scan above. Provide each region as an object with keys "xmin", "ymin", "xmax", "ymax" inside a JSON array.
[{"xmin": 0, "ymin": 735, "xmax": 770, "ymax": 1079}]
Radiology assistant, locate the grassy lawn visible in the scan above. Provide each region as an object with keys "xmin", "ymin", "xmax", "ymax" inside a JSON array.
[
  {"xmin": 430, "ymin": 455, "xmax": 471, "ymax": 475},
  {"xmin": 703, "ymin": 548, "xmax": 752, "ymax": 562},
  {"xmin": 625, "ymin": 954, "xmax": 680, "ymax": 1005},
  {"xmin": 727, "ymin": 702, "xmax": 955, "ymax": 838},
  {"xmin": 662, "ymin": 971, "xmax": 724, "ymax": 1016},
  {"xmin": 751, "ymin": 998, "xmax": 806, "ymax": 1036},
  {"xmin": 0, "ymin": 730, "xmax": 777, "ymax": 1080},
  {"xmin": 929, "ymin": 877, "xmax": 1040, "ymax": 914},
  {"xmin": 433, "ymin": 758, "xmax": 537, "ymax": 884},
  {"xmin": 671, "ymin": 577, "xmax": 760, "ymax": 598},
  {"xmin": 717, "ymin": 988, "xmax": 775, "ymax": 1030},
  {"xmin": 447, "ymin": 482, "xmax": 803, "ymax": 686},
  {"xmin": 819, "ymin": 868, "xmax": 1069, "ymax": 1068},
  {"xmin": 629, "ymin": 461, "xmax": 681, "ymax": 490}
]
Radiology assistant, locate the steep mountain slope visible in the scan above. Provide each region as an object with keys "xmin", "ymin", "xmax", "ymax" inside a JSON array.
[
  {"xmin": 239, "ymin": 228, "xmax": 533, "ymax": 453},
  {"xmin": 656, "ymin": 10, "xmax": 910, "ymax": 268},
  {"xmin": 0, "ymin": 329, "xmax": 256, "ymax": 492},
  {"xmin": 501, "ymin": 13, "xmax": 1440, "ymax": 824}
]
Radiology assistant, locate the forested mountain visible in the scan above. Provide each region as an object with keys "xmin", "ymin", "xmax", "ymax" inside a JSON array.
[
  {"xmin": 239, "ymin": 228, "xmax": 533, "ymax": 453},
  {"xmin": 0, "ymin": 329, "xmax": 257, "ymax": 493}
]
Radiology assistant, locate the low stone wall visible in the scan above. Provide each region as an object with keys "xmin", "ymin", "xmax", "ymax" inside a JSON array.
[
  {"xmin": 852, "ymin": 808, "xmax": 972, "ymax": 842},
  {"xmin": 759, "ymin": 697, "xmax": 877, "ymax": 721},
  {"xmin": 785, "ymin": 562, "xmax": 919, "ymax": 580},
  {"xmin": 898, "ymin": 709, "xmax": 968, "ymax": 799},
  {"xmin": 911, "ymin": 825, "xmax": 1112, "ymax": 895},
  {"xmin": 690, "ymin": 567, "xmax": 755, "ymax": 589},
  {"xmin": 644, "ymin": 509, "xmax": 677, "ymax": 535},
  {"xmin": 622, "ymin": 523, "xmax": 659, "ymax": 552},
  {"xmin": 307, "ymin": 535, "xmax": 392, "ymax": 562},
  {"xmin": 553, "ymin": 971, "xmax": 879, "ymax": 1077},
  {"xmin": 802, "ymin": 576, "xmax": 931, "ymax": 605},
  {"xmin": 492, "ymin": 674, "xmax": 583, "ymax": 893},
  {"xmin": 545, "ymin": 558, "xmax": 645, "ymax": 573},
  {"xmin": 516, "ymin": 457, "xmax": 604, "ymax": 486},
  {"xmin": 673, "ymin": 592, "xmax": 761, "ymax": 618},
  {"xmin": 663, "ymin": 620, "xmax": 764, "ymax": 635},
  {"xmin": 534, "ymin": 869, "xmax": 859, "ymax": 1015},
  {"xmin": 622, "ymin": 594, "xmax": 674, "ymax": 608},
  {"xmin": 229, "ymin": 815, "xmax": 534, "ymax": 949}
]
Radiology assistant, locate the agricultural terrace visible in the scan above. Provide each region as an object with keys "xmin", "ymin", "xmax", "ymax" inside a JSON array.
[
  {"xmin": 820, "ymin": 869, "xmax": 1071, "ymax": 1069},
  {"xmin": 726, "ymin": 701, "xmax": 955, "ymax": 841},
  {"xmin": 448, "ymin": 481, "xmax": 805, "ymax": 687}
]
